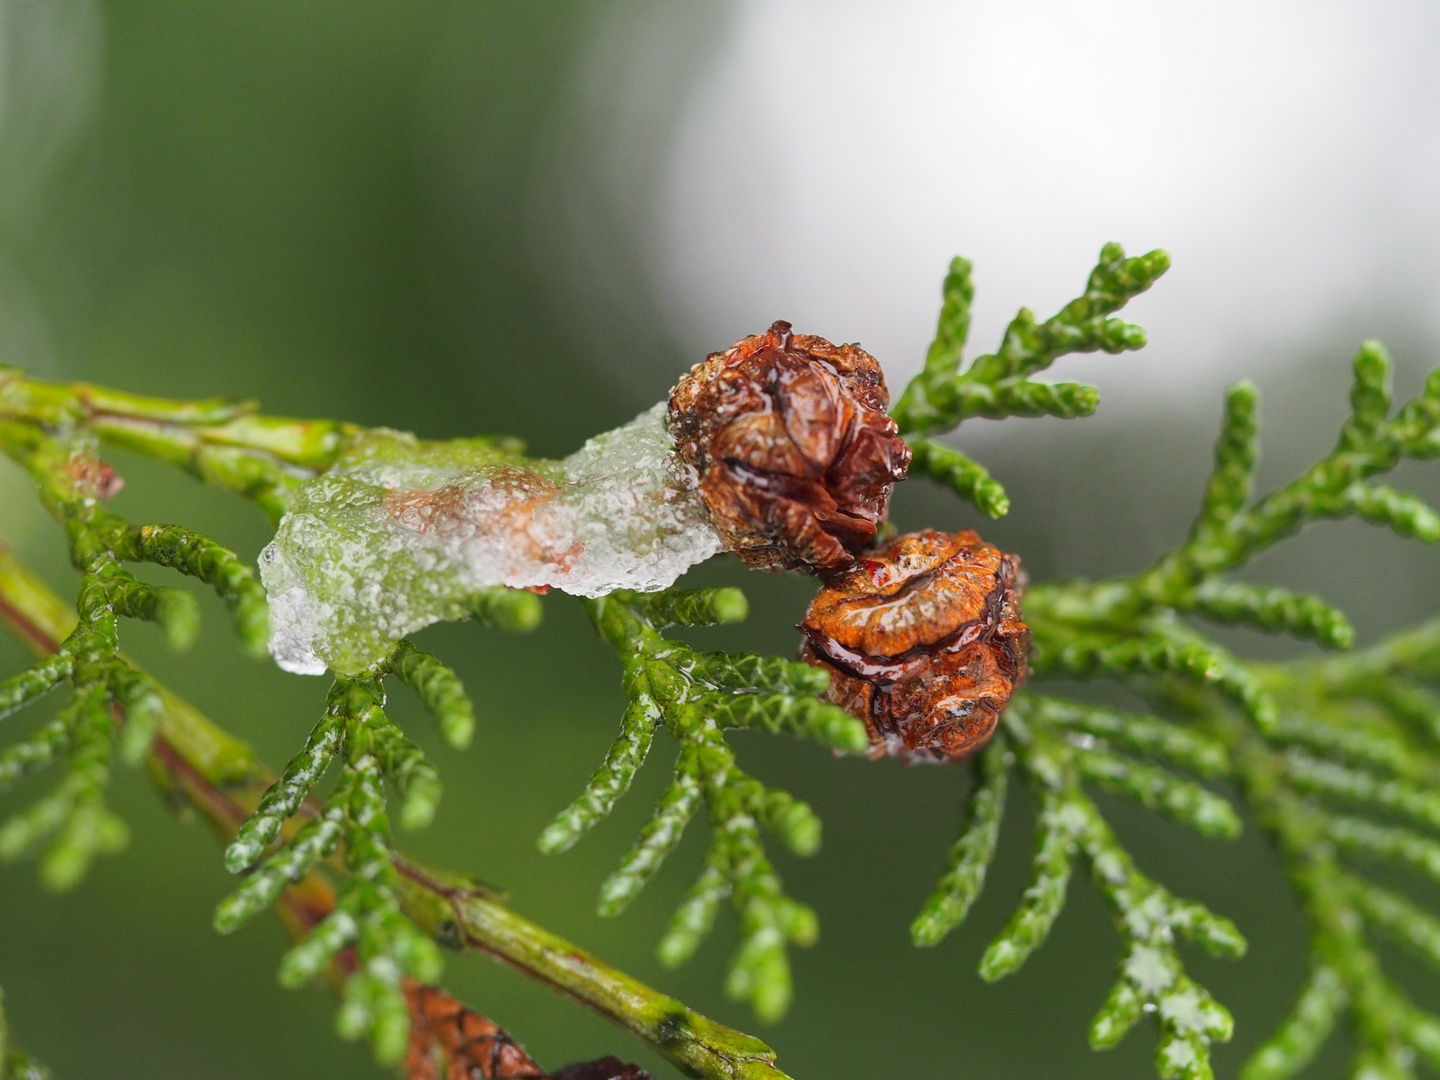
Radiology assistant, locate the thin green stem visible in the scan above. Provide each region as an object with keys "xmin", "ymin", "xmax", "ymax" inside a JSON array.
[
  {"xmin": 0, "ymin": 369, "xmax": 358, "ymax": 524},
  {"xmin": 396, "ymin": 857, "xmax": 792, "ymax": 1080}
]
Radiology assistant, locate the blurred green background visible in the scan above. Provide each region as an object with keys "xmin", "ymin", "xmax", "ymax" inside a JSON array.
[{"xmin": 1, "ymin": 3, "xmax": 1438, "ymax": 1078}]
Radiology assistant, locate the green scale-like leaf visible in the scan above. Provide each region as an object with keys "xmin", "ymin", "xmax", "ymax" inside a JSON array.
[
  {"xmin": 539, "ymin": 587, "xmax": 867, "ymax": 1022},
  {"xmin": 212, "ymin": 637, "xmax": 496, "ymax": 1065}
]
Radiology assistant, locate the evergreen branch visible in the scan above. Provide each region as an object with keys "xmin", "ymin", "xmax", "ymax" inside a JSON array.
[
  {"xmin": 1143, "ymin": 343, "xmax": 1440, "ymax": 596},
  {"xmin": 120, "ymin": 523, "xmax": 268, "ymax": 656},
  {"xmin": 684, "ymin": 730, "xmax": 821, "ymax": 1022},
  {"xmin": 1002, "ymin": 340, "xmax": 1440, "ymax": 1044},
  {"xmin": 1031, "ymin": 615, "xmax": 1278, "ymax": 730},
  {"xmin": 537, "ymin": 696, "xmax": 657, "ymax": 855},
  {"xmin": 1190, "ymin": 380, "xmax": 1258, "ymax": 540},
  {"xmin": 636, "ymin": 586, "xmax": 749, "ymax": 628},
  {"xmin": 959, "ymin": 719, "xmax": 1242, "ymax": 1079},
  {"xmin": 227, "ymin": 636, "xmax": 486, "ymax": 871},
  {"xmin": 1260, "ymin": 698, "xmax": 1429, "ymax": 782},
  {"xmin": 369, "ymin": 711, "xmax": 443, "ymax": 832},
  {"xmin": 1311, "ymin": 614, "xmax": 1440, "ymax": 694},
  {"xmin": 914, "ymin": 690, "xmax": 1246, "ymax": 1080},
  {"xmin": 280, "ymin": 743, "xmax": 444, "ymax": 1065},
  {"xmin": 218, "ymin": 672, "xmax": 454, "ymax": 1062},
  {"xmin": 0, "ymin": 365, "xmax": 355, "ymax": 519},
  {"xmin": 385, "ymin": 640, "xmax": 476, "ymax": 751},
  {"xmin": 678, "ymin": 651, "xmax": 830, "ymax": 697},
  {"xmin": 708, "ymin": 692, "xmax": 869, "ymax": 752},
  {"xmin": 1406, "ymin": 1008, "xmax": 1440, "ymax": 1074},
  {"xmin": 1026, "ymin": 342, "xmax": 1440, "ymax": 670},
  {"xmin": 907, "ymin": 438, "xmax": 1010, "ymax": 518},
  {"xmin": 1215, "ymin": 699, "xmax": 1440, "ymax": 1080},
  {"xmin": 538, "ymin": 589, "xmax": 867, "ymax": 1022},
  {"xmin": 0, "ymin": 652, "xmax": 69, "ymax": 721},
  {"xmin": 919, "ymin": 255, "xmax": 974, "ymax": 378},
  {"xmin": 1347, "ymin": 875, "xmax": 1440, "ymax": 971},
  {"xmin": 891, "ymin": 245, "xmax": 1163, "ymax": 529},
  {"xmin": 467, "ymin": 586, "xmax": 545, "ymax": 634},
  {"xmin": 931, "ymin": 379, "xmax": 1100, "ymax": 423},
  {"xmin": 8, "ymin": 247, "xmax": 1440, "ymax": 1080},
  {"xmin": 1282, "ymin": 748, "xmax": 1440, "ymax": 834},
  {"xmin": 98, "ymin": 574, "xmax": 199, "ymax": 651},
  {"xmin": 399, "ymin": 859, "xmax": 796, "ymax": 1080},
  {"xmin": 0, "ymin": 438, "xmax": 150, "ymax": 884},
  {"xmin": 1027, "ymin": 697, "xmax": 1229, "ymax": 777},
  {"xmin": 214, "ymin": 802, "xmax": 345, "ymax": 932},
  {"xmin": 0, "ymin": 537, "xmax": 797, "ymax": 1080},
  {"xmin": 893, "ymin": 242, "xmax": 1168, "ymax": 437},
  {"xmin": 0, "ymin": 719, "xmax": 67, "ymax": 794},
  {"xmin": 0, "ymin": 688, "xmax": 130, "ymax": 891},
  {"xmin": 597, "ymin": 760, "xmax": 703, "ymax": 917},
  {"xmin": 0, "ymin": 418, "xmax": 274, "ymax": 891},
  {"xmin": 976, "ymin": 780, "xmax": 1075, "ymax": 981},
  {"xmin": 1071, "ymin": 744, "xmax": 1241, "ymax": 839},
  {"xmin": 1180, "ymin": 580, "xmax": 1353, "ymax": 650},
  {"xmin": 1364, "ymin": 678, "xmax": 1440, "ymax": 745},
  {"xmin": 207, "ymin": 578, "xmax": 720, "ymax": 1062},
  {"xmin": 911, "ymin": 737, "xmax": 1009, "ymax": 946},
  {"xmin": 667, "ymin": 775, "xmax": 822, "ymax": 1017},
  {"xmin": 659, "ymin": 859, "xmax": 728, "ymax": 968},
  {"xmin": 224, "ymin": 705, "xmax": 345, "ymax": 871},
  {"xmin": 1323, "ymin": 815, "xmax": 1440, "ymax": 883}
]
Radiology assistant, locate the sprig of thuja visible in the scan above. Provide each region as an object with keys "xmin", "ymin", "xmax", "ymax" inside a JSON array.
[
  {"xmin": 0, "ymin": 372, "xmax": 577, "ymax": 1067},
  {"xmin": 0, "ymin": 537, "xmax": 787, "ymax": 1080},
  {"xmin": 895, "ymin": 246, "xmax": 1247, "ymax": 1079},
  {"xmin": 1034, "ymin": 337, "xmax": 1440, "ymax": 1080},
  {"xmin": 0, "ymin": 364, "xmax": 829, "ymax": 1067},
  {"xmin": 214, "ymin": 614, "xmax": 539, "ymax": 1065},
  {"xmin": 0, "ymin": 376, "xmax": 556, "ymax": 1069},
  {"xmin": 0, "ymin": 363, "xmax": 347, "ymax": 898},
  {"xmin": 892, "ymin": 241, "xmax": 1170, "ymax": 515},
  {"xmin": 896, "ymin": 247, "xmax": 1440, "ymax": 1079},
  {"xmin": 538, "ymin": 587, "xmax": 869, "ymax": 1022},
  {"xmin": 912, "ymin": 697, "xmax": 1246, "ymax": 1079},
  {"xmin": 1208, "ymin": 620, "xmax": 1440, "ymax": 1080},
  {"xmin": 1023, "ymin": 338, "xmax": 1440, "ymax": 701},
  {"xmin": 0, "ymin": 418, "xmax": 268, "ymax": 889},
  {"xmin": 4, "ymin": 245, "xmax": 1440, "ymax": 1080}
]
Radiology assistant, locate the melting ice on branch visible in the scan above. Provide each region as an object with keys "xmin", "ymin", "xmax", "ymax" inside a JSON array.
[{"xmin": 261, "ymin": 404, "xmax": 723, "ymax": 675}]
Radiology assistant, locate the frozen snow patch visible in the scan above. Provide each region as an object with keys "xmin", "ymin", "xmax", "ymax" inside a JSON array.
[{"xmin": 259, "ymin": 404, "xmax": 722, "ymax": 675}]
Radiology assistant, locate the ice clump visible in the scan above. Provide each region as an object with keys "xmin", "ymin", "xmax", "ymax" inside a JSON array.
[{"xmin": 259, "ymin": 403, "xmax": 723, "ymax": 675}]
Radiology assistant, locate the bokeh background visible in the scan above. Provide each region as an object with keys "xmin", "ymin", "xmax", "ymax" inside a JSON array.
[{"xmin": 2, "ymin": 2, "xmax": 1439, "ymax": 1077}]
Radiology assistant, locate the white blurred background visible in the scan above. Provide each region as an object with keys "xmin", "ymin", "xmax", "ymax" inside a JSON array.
[{"xmin": 542, "ymin": 0, "xmax": 1440, "ymax": 415}]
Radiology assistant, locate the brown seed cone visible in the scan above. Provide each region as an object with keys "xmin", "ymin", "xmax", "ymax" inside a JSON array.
[
  {"xmin": 552, "ymin": 1058, "xmax": 652, "ymax": 1080},
  {"xmin": 404, "ymin": 980, "xmax": 546, "ymax": 1079},
  {"xmin": 667, "ymin": 320, "xmax": 911, "ymax": 575},
  {"xmin": 799, "ymin": 529, "xmax": 1030, "ymax": 763}
]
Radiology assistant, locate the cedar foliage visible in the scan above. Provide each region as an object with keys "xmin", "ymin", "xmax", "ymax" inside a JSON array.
[{"xmin": 2, "ymin": 247, "xmax": 1440, "ymax": 1079}]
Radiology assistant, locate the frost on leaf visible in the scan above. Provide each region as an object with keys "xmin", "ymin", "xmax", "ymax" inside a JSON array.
[{"xmin": 261, "ymin": 404, "xmax": 722, "ymax": 674}]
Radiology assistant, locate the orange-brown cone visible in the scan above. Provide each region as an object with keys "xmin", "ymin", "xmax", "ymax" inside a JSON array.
[
  {"xmin": 800, "ymin": 529, "xmax": 1029, "ymax": 763},
  {"xmin": 668, "ymin": 321, "xmax": 910, "ymax": 576}
]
